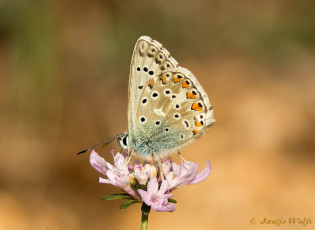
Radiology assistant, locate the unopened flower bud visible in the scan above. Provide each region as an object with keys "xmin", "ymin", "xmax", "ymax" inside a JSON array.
[
  {"xmin": 149, "ymin": 165, "xmax": 158, "ymax": 178},
  {"xmin": 129, "ymin": 174, "xmax": 136, "ymax": 185}
]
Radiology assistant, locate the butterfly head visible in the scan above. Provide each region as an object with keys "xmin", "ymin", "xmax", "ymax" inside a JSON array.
[{"xmin": 118, "ymin": 132, "xmax": 129, "ymax": 150}]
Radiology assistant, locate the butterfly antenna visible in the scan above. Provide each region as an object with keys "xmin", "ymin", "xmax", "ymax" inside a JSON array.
[{"xmin": 77, "ymin": 134, "xmax": 124, "ymax": 155}]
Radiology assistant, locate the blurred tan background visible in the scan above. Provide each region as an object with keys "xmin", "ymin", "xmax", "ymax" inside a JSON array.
[{"xmin": 0, "ymin": 0, "xmax": 314, "ymax": 229}]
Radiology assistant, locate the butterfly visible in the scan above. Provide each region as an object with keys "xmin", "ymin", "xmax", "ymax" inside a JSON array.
[{"xmin": 78, "ymin": 36, "xmax": 215, "ymax": 162}]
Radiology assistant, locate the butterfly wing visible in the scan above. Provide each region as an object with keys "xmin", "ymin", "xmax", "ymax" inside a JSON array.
[
  {"xmin": 128, "ymin": 36, "xmax": 214, "ymax": 159},
  {"xmin": 128, "ymin": 36, "xmax": 178, "ymax": 131}
]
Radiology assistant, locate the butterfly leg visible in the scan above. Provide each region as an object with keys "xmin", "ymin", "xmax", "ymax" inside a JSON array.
[
  {"xmin": 152, "ymin": 152, "xmax": 166, "ymax": 181},
  {"xmin": 177, "ymin": 150, "xmax": 188, "ymax": 163},
  {"xmin": 126, "ymin": 148, "xmax": 134, "ymax": 165}
]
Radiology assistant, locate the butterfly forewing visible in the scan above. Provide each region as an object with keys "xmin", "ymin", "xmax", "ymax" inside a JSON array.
[{"xmin": 128, "ymin": 36, "xmax": 214, "ymax": 159}]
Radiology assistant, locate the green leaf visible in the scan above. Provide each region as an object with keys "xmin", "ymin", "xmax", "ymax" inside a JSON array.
[
  {"xmin": 101, "ymin": 193, "xmax": 133, "ymax": 201},
  {"xmin": 119, "ymin": 200, "xmax": 140, "ymax": 209},
  {"xmin": 168, "ymin": 198, "xmax": 177, "ymax": 203}
]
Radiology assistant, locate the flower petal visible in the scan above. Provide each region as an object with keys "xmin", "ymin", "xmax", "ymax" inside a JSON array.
[
  {"xmin": 172, "ymin": 162, "xmax": 181, "ymax": 176},
  {"xmin": 114, "ymin": 152, "xmax": 125, "ymax": 164},
  {"xmin": 189, "ymin": 160, "xmax": 211, "ymax": 184},
  {"xmin": 164, "ymin": 193, "xmax": 173, "ymax": 199},
  {"xmin": 89, "ymin": 150, "xmax": 108, "ymax": 175},
  {"xmin": 147, "ymin": 177, "xmax": 159, "ymax": 195},
  {"xmin": 183, "ymin": 162, "xmax": 199, "ymax": 182},
  {"xmin": 138, "ymin": 189, "xmax": 151, "ymax": 206},
  {"xmin": 152, "ymin": 203, "xmax": 176, "ymax": 212},
  {"xmin": 106, "ymin": 170, "xmax": 120, "ymax": 185},
  {"xmin": 157, "ymin": 179, "xmax": 169, "ymax": 195},
  {"xmin": 99, "ymin": 177, "xmax": 115, "ymax": 186}
]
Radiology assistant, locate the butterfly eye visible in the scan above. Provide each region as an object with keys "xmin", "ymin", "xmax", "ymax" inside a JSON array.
[
  {"xmin": 118, "ymin": 134, "xmax": 129, "ymax": 149},
  {"xmin": 139, "ymin": 116, "xmax": 147, "ymax": 124}
]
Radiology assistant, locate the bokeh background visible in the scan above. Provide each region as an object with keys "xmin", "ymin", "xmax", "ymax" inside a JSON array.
[{"xmin": 0, "ymin": 0, "xmax": 314, "ymax": 229}]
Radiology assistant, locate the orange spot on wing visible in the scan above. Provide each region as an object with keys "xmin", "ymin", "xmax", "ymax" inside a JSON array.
[
  {"xmin": 195, "ymin": 121, "xmax": 202, "ymax": 127},
  {"xmin": 191, "ymin": 103, "xmax": 203, "ymax": 111},
  {"xmin": 191, "ymin": 103, "xmax": 198, "ymax": 110},
  {"xmin": 148, "ymin": 79, "xmax": 155, "ymax": 88},
  {"xmin": 161, "ymin": 76, "xmax": 167, "ymax": 84},
  {"xmin": 182, "ymin": 81, "xmax": 189, "ymax": 88},
  {"xmin": 173, "ymin": 77, "xmax": 182, "ymax": 83},
  {"xmin": 193, "ymin": 129, "xmax": 199, "ymax": 134},
  {"xmin": 186, "ymin": 92, "xmax": 196, "ymax": 99}
]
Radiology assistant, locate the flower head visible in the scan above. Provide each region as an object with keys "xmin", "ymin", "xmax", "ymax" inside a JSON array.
[
  {"xmin": 132, "ymin": 164, "xmax": 157, "ymax": 185},
  {"xmin": 138, "ymin": 178, "xmax": 175, "ymax": 212},
  {"xmin": 89, "ymin": 150, "xmax": 211, "ymax": 212},
  {"xmin": 90, "ymin": 150, "xmax": 138, "ymax": 198}
]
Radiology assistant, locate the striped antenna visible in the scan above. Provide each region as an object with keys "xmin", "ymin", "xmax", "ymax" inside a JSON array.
[{"xmin": 77, "ymin": 133, "xmax": 124, "ymax": 155}]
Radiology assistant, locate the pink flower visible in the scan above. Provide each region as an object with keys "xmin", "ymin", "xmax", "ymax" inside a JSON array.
[
  {"xmin": 89, "ymin": 150, "xmax": 138, "ymax": 198},
  {"xmin": 166, "ymin": 160, "xmax": 211, "ymax": 190},
  {"xmin": 132, "ymin": 164, "xmax": 156, "ymax": 185},
  {"xmin": 138, "ymin": 178, "xmax": 175, "ymax": 212},
  {"xmin": 89, "ymin": 150, "xmax": 110, "ymax": 175},
  {"xmin": 89, "ymin": 150, "xmax": 211, "ymax": 212}
]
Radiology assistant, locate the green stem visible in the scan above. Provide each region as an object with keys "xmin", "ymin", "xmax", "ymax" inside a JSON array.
[{"xmin": 140, "ymin": 202, "xmax": 151, "ymax": 230}]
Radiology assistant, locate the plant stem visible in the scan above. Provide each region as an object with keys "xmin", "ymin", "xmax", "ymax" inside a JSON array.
[{"xmin": 140, "ymin": 202, "xmax": 151, "ymax": 230}]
